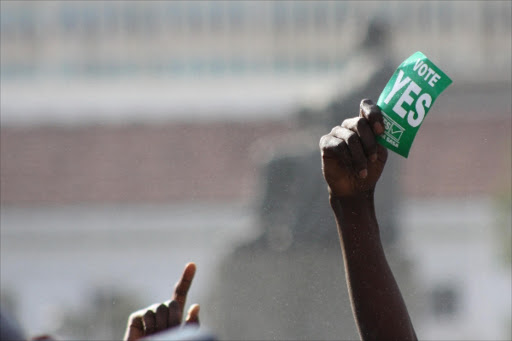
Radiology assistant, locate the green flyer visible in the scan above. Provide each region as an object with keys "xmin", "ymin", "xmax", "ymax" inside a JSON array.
[{"xmin": 376, "ymin": 51, "xmax": 452, "ymax": 157}]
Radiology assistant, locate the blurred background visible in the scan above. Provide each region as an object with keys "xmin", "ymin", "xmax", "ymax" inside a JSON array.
[{"xmin": 1, "ymin": 1, "xmax": 510, "ymax": 340}]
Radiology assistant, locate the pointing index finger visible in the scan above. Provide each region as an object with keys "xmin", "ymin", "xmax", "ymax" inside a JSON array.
[
  {"xmin": 173, "ymin": 262, "xmax": 196, "ymax": 315},
  {"xmin": 360, "ymin": 99, "xmax": 385, "ymax": 135}
]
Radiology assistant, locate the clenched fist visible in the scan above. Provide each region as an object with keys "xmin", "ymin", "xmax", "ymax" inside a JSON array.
[{"xmin": 320, "ymin": 99, "xmax": 388, "ymax": 198}]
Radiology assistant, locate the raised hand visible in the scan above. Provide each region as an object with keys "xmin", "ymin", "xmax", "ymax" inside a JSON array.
[
  {"xmin": 319, "ymin": 99, "xmax": 387, "ymax": 198},
  {"xmin": 124, "ymin": 263, "xmax": 200, "ymax": 341}
]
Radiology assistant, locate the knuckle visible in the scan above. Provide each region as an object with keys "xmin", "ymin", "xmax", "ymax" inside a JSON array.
[
  {"xmin": 345, "ymin": 130, "xmax": 358, "ymax": 144},
  {"xmin": 319, "ymin": 134, "xmax": 330, "ymax": 149},
  {"xmin": 169, "ymin": 300, "xmax": 180, "ymax": 309},
  {"xmin": 129, "ymin": 314, "xmax": 143, "ymax": 327},
  {"xmin": 320, "ymin": 135, "xmax": 343, "ymax": 154},
  {"xmin": 341, "ymin": 117, "xmax": 356, "ymax": 129}
]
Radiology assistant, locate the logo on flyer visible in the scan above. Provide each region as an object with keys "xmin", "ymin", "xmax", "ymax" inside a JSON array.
[{"xmin": 382, "ymin": 112, "xmax": 404, "ymax": 143}]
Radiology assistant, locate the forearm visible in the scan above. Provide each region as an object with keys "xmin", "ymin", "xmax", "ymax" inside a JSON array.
[{"xmin": 330, "ymin": 192, "xmax": 416, "ymax": 341}]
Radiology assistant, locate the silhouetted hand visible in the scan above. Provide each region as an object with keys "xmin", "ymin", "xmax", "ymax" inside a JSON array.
[
  {"xmin": 124, "ymin": 263, "xmax": 200, "ymax": 341},
  {"xmin": 319, "ymin": 99, "xmax": 387, "ymax": 198}
]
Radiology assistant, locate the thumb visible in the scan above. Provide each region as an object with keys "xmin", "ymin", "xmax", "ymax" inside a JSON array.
[{"xmin": 185, "ymin": 304, "xmax": 200, "ymax": 326}]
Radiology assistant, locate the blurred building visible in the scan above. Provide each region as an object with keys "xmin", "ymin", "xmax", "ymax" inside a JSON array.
[
  {"xmin": 1, "ymin": 1, "xmax": 511, "ymax": 340},
  {"xmin": 1, "ymin": 1, "xmax": 510, "ymax": 82},
  {"xmin": 1, "ymin": 1, "xmax": 510, "ymax": 122}
]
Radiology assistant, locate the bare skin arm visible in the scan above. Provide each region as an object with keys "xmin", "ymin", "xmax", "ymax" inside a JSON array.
[{"xmin": 320, "ymin": 99, "xmax": 417, "ymax": 341}]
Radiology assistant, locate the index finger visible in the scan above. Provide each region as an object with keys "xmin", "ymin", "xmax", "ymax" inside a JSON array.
[
  {"xmin": 173, "ymin": 262, "xmax": 196, "ymax": 314},
  {"xmin": 359, "ymin": 99, "xmax": 385, "ymax": 135}
]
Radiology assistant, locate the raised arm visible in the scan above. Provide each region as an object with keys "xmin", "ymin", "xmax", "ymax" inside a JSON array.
[{"xmin": 319, "ymin": 99, "xmax": 417, "ymax": 341}]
